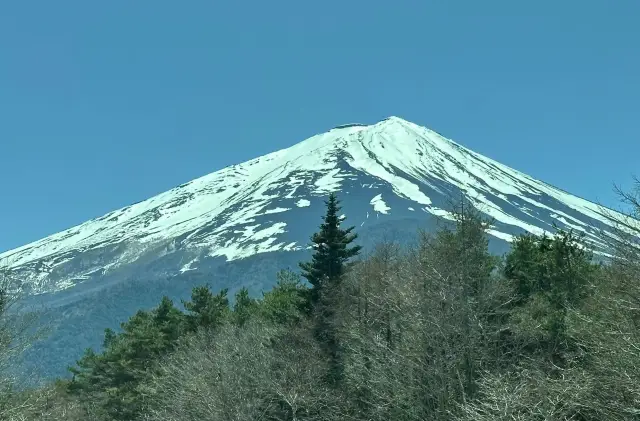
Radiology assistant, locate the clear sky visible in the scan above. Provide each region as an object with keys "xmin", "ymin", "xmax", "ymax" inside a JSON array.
[{"xmin": 0, "ymin": 0, "xmax": 638, "ymax": 252}]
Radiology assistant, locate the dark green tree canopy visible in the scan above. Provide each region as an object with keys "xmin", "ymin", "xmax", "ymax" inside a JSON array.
[
  {"xmin": 299, "ymin": 192, "xmax": 361, "ymax": 306},
  {"xmin": 504, "ymin": 229, "xmax": 598, "ymax": 306},
  {"xmin": 182, "ymin": 286, "xmax": 229, "ymax": 331},
  {"xmin": 68, "ymin": 296, "xmax": 186, "ymax": 420}
]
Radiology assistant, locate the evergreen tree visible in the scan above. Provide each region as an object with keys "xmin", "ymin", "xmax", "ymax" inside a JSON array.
[
  {"xmin": 260, "ymin": 269, "xmax": 308, "ymax": 326},
  {"xmin": 504, "ymin": 229, "xmax": 596, "ymax": 311},
  {"xmin": 68, "ymin": 297, "xmax": 186, "ymax": 420},
  {"xmin": 182, "ymin": 285, "xmax": 229, "ymax": 331},
  {"xmin": 299, "ymin": 192, "xmax": 361, "ymax": 387},
  {"xmin": 503, "ymin": 229, "xmax": 599, "ymax": 368},
  {"xmin": 232, "ymin": 287, "xmax": 258, "ymax": 327},
  {"xmin": 299, "ymin": 192, "xmax": 361, "ymax": 307}
]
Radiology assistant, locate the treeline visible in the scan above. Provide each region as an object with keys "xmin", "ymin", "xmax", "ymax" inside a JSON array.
[{"xmin": 1, "ymin": 187, "xmax": 640, "ymax": 420}]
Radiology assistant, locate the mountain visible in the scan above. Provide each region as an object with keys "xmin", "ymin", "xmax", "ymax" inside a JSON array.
[
  {"xmin": 1, "ymin": 116, "xmax": 632, "ymax": 380},
  {"xmin": 0, "ymin": 116, "xmax": 624, "ymax": 295}
]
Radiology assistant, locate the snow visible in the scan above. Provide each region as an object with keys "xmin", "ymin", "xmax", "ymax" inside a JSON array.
[
  {"xmin": 346, "ymin": 140, "xmax": 433, "ymax": 206},
  {"xmin": 282, "ymin": 242, "xmax": 298, "ymax": 251},
  {"xmin": 208, "ymin": 222, "xmax": 290, "ymax": 261},
  {"xmin": 487, "ymin": 229, "xmax": 514, "ymax": 242},
  {"xmin": 262, "ymin": 207, "xmax": 290, "ymax": 215},
  {"xmin": 179, "ymin": 257, "xmax": 199, "ymax": 273},
  {"xmin": 314, "ymin": 168, "xmax": 343, "ymax": 192},
  {"xmin": 295, "ymin": 199, "xmax": 311, "ymax": 207},
  {"xmin": 249, "ymin": 222, "xmax": 287, "ymax": 241},
  {"xmin": 1, "ymin": 115, "xmax": 636, "ymax": 294},
  {"xmin": 425, "ymin": 207, "xmax": 456, "ymax": 221},
  {"xmin": 284, "ymin": 176, "xmax": 305, "ymax": 198},
  {"xmin": 370, "ymin": 194, "xmax": 391, "ymax": 214}
]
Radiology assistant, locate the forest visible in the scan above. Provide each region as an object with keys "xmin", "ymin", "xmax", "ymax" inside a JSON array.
[{"xmin": 1, "ymin": 182, "xmax": 639, "ymax": 421}]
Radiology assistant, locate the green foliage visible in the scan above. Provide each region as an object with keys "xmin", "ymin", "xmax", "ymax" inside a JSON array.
[
  {"xmin": 182, "ymin": 285, "xmax": 230, "ymax": 331},
  {"xmin": 503, "ymin": 229, "xmax": 601, "ymax": 367},
  {"xmin": 504, "ymin": 233, "xmax": 543, "ymax": 302},
  {"xmin": 299, "ymin": 192, "xmax": 362, "ymax": 307},
  {"xmin": 299, "ymin": 192, "xmax": 362, "ymax": 387},
  {"xmin": 425, "ymin": 200, "xmax": 500, "ymax": 296},
  {"xmin": 61, "ymin": 275, "xmax": 308, "ymax": 420},
  {"xmin": 67, "ymin": 296, "xmax": 186, "ymax": 420},
  {"xmin": 11, "ymin": 183, "xmax": 640, "ymax": 421},
  {"xmin": 260, "ymin": 269, "xmax": 308, "ymax": 325},
  {"xmin": 65, "ymin": 285, "xmax": 234, "ymax": 419},
  {"xmin": 505, "ymin": 230, "xmax": 597, "ymax": 306},
  {"xmin": 232, "ymin": 287, "xmax": 258, "ymax": 327}
]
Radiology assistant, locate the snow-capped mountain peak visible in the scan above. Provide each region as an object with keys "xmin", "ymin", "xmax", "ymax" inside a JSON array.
[{"xmin": 0, "ymin": 116, "xmax": 632, "ymax": 294}]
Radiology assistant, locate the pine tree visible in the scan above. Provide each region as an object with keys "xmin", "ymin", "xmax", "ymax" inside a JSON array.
[
  {"xmin": 299, "ymin": 192, "xmax": 361, "ymax": 386},
  {"xmin": 503, "ymin": 229, "xmax": 599, "ymax": 368},
  {"xmin": 299, "ymin": 192, "xmax": 361, "ymax": 307},
  {"xmin": 68, "ymin": 297, "xmax": 187, "ymax": 420},
  {"xmin": 260, "ymin": 269, "xmax": 308, "ymax": 326},
  {"xmin": 233, "ymin": 287, "xmax": 258, "ymax": 327},
  {"xmin": 182, "ymin": 286, "xmax": 230, "ymax": 331}
]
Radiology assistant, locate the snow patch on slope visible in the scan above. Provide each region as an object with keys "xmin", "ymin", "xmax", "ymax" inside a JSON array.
[
  {"xmin": 263, "ymin": 207, "xmax": 290, "ymax": 215},
  {"xmin": 370, "ymin": 194, "xmax": 391, "ymax": 214},
  {"xmin": 209, "ymin": 222, "xmax": 290, "ymax": 260}
]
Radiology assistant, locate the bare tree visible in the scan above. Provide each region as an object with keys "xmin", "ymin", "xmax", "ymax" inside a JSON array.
[
  {"xmin": 452, "ymin": 179, "xmax": 640, "ymax": 421},
  {"xmin": 453, "ymin": 293, "xmax": 640, "ymax": 421},
  {"xmin": 332, "ymin": 218, "xmax": 509, "ymax": 421},
  {"xmin": 0, "ymin": 381, "xmax": 85, "ymax": 421},
  {"xmin": 0, "ymin": 263, "xmax": 62, "ymax": 420},
  {"xmin": 600, "ymin": 177, "xmax": 640, "ymax": 270},
  {"xmin": 140, "ymin": 318, "xmax": 341, "ymax": 421},
  {"xmin": 334, "ymin": 242, "xmax": 424, "ymax": 421}
]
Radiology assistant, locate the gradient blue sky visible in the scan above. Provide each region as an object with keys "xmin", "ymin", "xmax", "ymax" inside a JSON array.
[{"xmin": 0, "ymin": 0, "xmax": 638, "ymax": 252}]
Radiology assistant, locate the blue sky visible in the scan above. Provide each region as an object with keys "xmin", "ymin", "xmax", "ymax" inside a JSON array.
[{"xmin": 0, "ymin": 0, "xmax": 638, "ymax": 252}]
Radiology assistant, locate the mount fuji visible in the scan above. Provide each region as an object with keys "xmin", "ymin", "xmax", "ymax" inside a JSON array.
[{"xmin": 2, "ymin": 116, "xmax": 632, "ymax": 380}]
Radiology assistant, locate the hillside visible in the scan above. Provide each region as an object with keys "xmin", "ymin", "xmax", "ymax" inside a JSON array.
[{"xmin": 2, "ymin": 116, "xmax": 635, "ymax": 380}]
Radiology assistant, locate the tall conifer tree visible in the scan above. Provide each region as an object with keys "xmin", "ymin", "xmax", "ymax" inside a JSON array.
[
  {"xmin": 299, "ymin": 192, "xmax": 361, "ymax": 386},
  {"xmin": 299, "ymin": 192, "xmax": 361, "ymax": 307}
]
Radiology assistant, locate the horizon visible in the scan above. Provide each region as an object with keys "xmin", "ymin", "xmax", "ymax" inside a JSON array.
[{"xmin": 1, "ymin": 0, "xmax": 638, "ymax": 252}]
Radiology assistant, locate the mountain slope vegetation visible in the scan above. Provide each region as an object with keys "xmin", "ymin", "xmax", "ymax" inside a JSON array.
[{"xmin": 1, "ymin": 181, "xmax": 639, "ymax": 420}]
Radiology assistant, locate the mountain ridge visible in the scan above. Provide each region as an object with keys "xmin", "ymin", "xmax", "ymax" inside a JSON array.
[{"xmin": 0, "ymin": 116, "xmax": 631, "ymax": 296}]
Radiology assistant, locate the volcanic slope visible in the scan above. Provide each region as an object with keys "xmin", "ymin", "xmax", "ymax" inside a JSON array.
[{"xmin": 0, "ymin": 116, "xmax": 629, "ymax": 296}]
